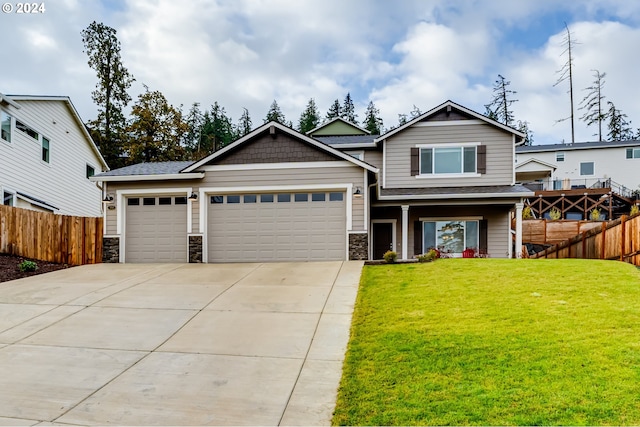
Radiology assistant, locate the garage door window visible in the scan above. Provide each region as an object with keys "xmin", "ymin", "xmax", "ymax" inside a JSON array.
[
  {"xmin": 312, "ymin": 193, "xmax": 326, "ymax": 202},
  {"xmin": 260, "ymin": 194, "xmax": 274, "ymax": 203},
  {"xmin": 128, "ymin": 198, "xmax": 140, "ymax": 206},
  {"xmin": 295, "ymin": 193, "xmax": 308, "ymax": 202},
  {"xmin": 159, "ymin": 197, "xmax": 172, "ymax": 205},
  {"xmin": 244, "ymin": 195, "xmax": 257, "ymax": 203},
  {"xmin": 175, "ymin": 196, "xmax": 187, "ymax": 204},
  {"xmin": 227, "ymin": 195, "xmax": 240, "ymax": 203},
  {"xmin": 143, "ymin": 198, "xmax": 155, "ymax": 206},
  {"xmin": 211, "ymin": 196, "xmax": 223, "ymax": 204},
  {"xmin": 278, "ymin": 194, "xmax": 291, "ymax": 203},
  {"xmin": 329, "ymin": 192, "xmax": 344, "ymax": 201}
]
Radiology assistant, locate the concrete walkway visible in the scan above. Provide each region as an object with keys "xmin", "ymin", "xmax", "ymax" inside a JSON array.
[{"xmin": 0, "ymin": 261, "xmax": 363, "ymax": 426}]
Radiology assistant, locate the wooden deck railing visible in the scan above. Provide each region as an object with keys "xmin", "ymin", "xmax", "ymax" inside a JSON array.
[
  {"xmin": 529, "ymin": 213, "xmax": 640, "ymax": 266},
  {"xmin": 0, "ymin": 205, "xmax": 102, "ymax": 266}
]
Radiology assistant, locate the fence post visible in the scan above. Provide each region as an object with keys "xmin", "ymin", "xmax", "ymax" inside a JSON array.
[
  {"xmin": 620, "ymin": 215, "xmax": 627, "ymax": 262},
  {"xmin": 600, "ymin": 222, "xmax": 607, "ymax": 260}
]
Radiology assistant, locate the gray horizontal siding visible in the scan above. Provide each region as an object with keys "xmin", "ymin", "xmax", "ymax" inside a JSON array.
[
  {"xmin": 384, "ymin": 123, "xmax": 514, "ymax": 188},
  {"xmin": 364, "ymin": 150, "xmax": 382, "ymax": 168}
]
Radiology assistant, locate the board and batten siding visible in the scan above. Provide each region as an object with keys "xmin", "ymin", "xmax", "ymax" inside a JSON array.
[
  {"xmin": 200, "ymin": 165, "xmax": 366, "ymax": 231},
  {"xmin": 0, "ymin": 100, "xmax": 105, "ymax": 217},
  {"xmin": 384, "ymin": 123, "xmax": 515, "ymax": 188}
]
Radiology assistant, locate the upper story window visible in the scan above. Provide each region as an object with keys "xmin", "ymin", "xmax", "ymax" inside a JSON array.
[
  {"xmin": 3, "ymin": 191, "xmax": 14, "ymax": 206},
  {"xmin": 626, "ymin": 148, "xmax": 640, "ymax": 159},
  {"xmin": 345, "ymin": 150, "xmax": 364, "ymax": 161},
  {"xmin": 1, "ymin": 111, "xmax": 11, "ymax": 143},
  {"xmin": 413, "ymin": 144, "xmax": 485, "ymax": 177},
  {"xmin": 42, "ymin": 137, "xmax": 50, "ymax": 163},
  {"xmin": 86, "ymin": 164, "xmax": 95, "ymax": 179},
  {"xmin": 556, "ymin": 152, "xmax": 565, "ymax": 162},
  {"xmin": 580, "ymin": 162, "xmax": 594, "ymax": 176},
  {"xmin": 15, "ymin": 120, "xmax": 39, "ymax": 140}
]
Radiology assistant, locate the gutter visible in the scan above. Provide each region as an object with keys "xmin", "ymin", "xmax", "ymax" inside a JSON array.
[{"xmin": 90, "ymin": 172, "xmax": 205, "ymax": 182}]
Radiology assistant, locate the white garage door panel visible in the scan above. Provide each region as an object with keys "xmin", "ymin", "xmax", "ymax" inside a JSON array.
[
  {"xmin": 126, "ymin": 197, "xmax": 188, "ymax": 263},
  {"xmin": 208, "ymin": 192, "xmax": 346, "ymax": 262}
]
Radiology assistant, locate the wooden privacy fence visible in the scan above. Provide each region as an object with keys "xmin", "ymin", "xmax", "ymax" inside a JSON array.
[
  {"xmin": 530, "ymin": 213, "xmax": 640, "ymax": 266},
  {"xmin": 0, "ymin": 205, "xmax": 102, "ymax": 266},
  {"xmin": 522, "ymin": 219, "xmax": 606, "ymax": 245}
]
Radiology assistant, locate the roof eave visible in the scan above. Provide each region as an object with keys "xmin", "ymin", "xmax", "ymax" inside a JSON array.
[
  {"xmin": 378, "ymin": 191, "xmax": 534, "ymax": 201},
  {"xmin": 90, "ymin": 172, "xmax": 204, "ymax": 182}
]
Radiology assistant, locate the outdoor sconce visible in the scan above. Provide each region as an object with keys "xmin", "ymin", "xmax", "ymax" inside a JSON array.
[
  {"xmin": 353, "ymin": 186, "xmax": 363, "ymax": 198},
  {"xmin": 188, "ymin": 192, "xmax": 198, "ymax": 201}
]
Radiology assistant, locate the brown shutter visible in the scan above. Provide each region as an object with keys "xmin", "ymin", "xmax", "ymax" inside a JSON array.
[
  {"xmin": 479, "ymin": 219, "xmax": 488, "ymax": 254},
  {"xmin": 477, "ymin": 145, "xmax": 487, "ymax": 174},
  {"xmin": 410, "ymin": 147, "xmax": 419, "ymax": 176},
  {"xmin": 414, "ymin": 221, "xmax": 422, "ymax": 256}
]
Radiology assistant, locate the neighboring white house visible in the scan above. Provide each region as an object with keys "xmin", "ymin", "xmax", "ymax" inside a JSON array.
[
  {"xmin": 516, "ymin": 141, "xmax": 640, "ymax": 195},
  {"xmin": 0, "ymin": 93, "xmax": 109, "ymax": 217}
]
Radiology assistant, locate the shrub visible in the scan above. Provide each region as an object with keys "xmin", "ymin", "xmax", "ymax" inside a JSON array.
[
  {"xmin": 383, "ymin": 250, "xmax": 397, "ymax": 263},
  {"xmin": 589, "ymin": 207, "xmax": 601, "ymax": 221},
  {"xmin": 19, "ymin": 260, "xmax": 38, "ymax": 272},
  {"xmin": 631, "ymin": 205, "xmax": 639, "ymax": 216},
  {"xmin": 417, "ymin": 248, "xmax": 440, "ymax": 262},
  {"xmin": 522, "ymin": 206, "xmax": 533, "ymax": 219},
  {"xmin": 549, "ymin": 207, "xmax": 561, "ymax": 220}
]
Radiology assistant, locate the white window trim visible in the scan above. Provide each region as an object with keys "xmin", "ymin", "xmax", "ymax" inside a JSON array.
[
  {"xmin": 556, "ymin": 152, "xmax": 565, "ymax": 162},
  {"xmin": 0, "ymin": 110, "xmax": 12, "ymax": 145},
  {"xmin": 419, "ymin": 217, "xmax": 483, "ymax": 256},
  {"xmin": 198, "ymin": 183, "xmax": 353, "ymax": 263},
  {"xmin": 579, "ymin": 161, "xmax": 595, "ymax": 176},
  {"xmin": 116, "ymin": 187, "xmax": 193, "ymax": 263},
  {"xmin": 416, "ymin": 142, "xmax": 480, "ymax": 178},
  {"xmin": 345, "ymin": 151, "xmax": 364, "ymax": 161},
  {"xmin": 1, "ymin": 187, "xmax": 16, "ymax": 207}
]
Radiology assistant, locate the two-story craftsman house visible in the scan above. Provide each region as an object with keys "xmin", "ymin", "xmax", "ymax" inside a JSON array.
[{"xmin": 92, "ymin": 100, "xmax": 533, "ymax": 263}]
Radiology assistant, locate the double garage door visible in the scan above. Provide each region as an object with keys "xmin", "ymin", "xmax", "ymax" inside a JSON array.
[
  {"xmin": 124, "ymin": 191, "xmax": 346, "ymax": 263},
  {"xmin": 207, "ymin": 191, "xmax": 346, "ymax": 262}
]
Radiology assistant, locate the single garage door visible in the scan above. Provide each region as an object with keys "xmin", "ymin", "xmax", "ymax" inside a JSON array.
[
  {"xmin": 125, "ymin": 195, "xmax": 188, "ymax": 262},
  {"xmin": 208, "ymin": 191, "xmax": 346, "ymax": 262}
]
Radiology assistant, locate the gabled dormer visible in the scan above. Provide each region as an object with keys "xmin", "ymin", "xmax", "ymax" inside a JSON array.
[{"xmin": 375, "ymin": 100, "xmax": 525, "ymax": 189}]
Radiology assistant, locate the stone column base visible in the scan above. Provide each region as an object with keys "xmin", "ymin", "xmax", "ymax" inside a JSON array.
[
  {"xmin": 103, "ymin": 237, "xmax": 120, "ymax": 263},
  {"xmin": 348, "ymin": 233, "xmax": 368, "ymax": 260},
  {"xmin": 189, "ymin": 235, "xmax": 203, "ymax": 263}
]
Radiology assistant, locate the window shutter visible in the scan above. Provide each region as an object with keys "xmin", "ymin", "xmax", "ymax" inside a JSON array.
[
  {"xmin": 413, "ymin": 221, "xmax": 422, "ymax": 256},
  {"xmin": 410, "ymin": 147, "xmax": 419, "ymax": 176},
  {"xmin": 479, "ymin": 219, "xmax": 488, "ymax": 254},
  {"xmin": 477, "ymin": 145, "xmax": 487, "ymax": 174}
]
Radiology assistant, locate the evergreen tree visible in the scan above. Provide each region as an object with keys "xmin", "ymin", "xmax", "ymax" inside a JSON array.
[
  {"xmin": 341, "ymin": 92, "xmax": 358, "ymax": 124},
  {"xmin": 484, "ymin": 106, "xmax": 499, "ymax": 122},
  {"xmin": 397, "ymin": 113, "xmax": 408, "ymax": 126},
  {"xmin": 516, "ymin": 120, "xmax": 534, "ymax": 146},
  {"xmin": 298, "ymin": 98, "xmax": 321, "ymax": 133},
  {"xmin": 579, "ymin": 70, "xmax": 607, "ymax": 141},
  {"xmin": 606, "ymin": 101, "xmax": 633, "ymax": 141},
  {"xmin": 183, "ymin": 102, "xmax": 204, "ymax": 158},
  {"xmin": 325, "ymin": 99, "xmax": 341, "ymax": 121},
  {"xmin": 236, "ymin": 107, "xmax": 252, "ymax": 137},
  {"xmin": 485, "ymin": 74, "xmax": 517, "ymax": 126},
  {"xmin": 264, "ymin": 100, "xmax": 287, "ymax": 124},
  {"xmin": 201, "ymin": 102, "xmax": 234, "ymax": 152},
  {"xmin": 362, "ymin": 101, "xmax": 383, "ymax": 134},
  {"xmin": 81, "ymin": 21, "xmax": 135, "ymax": 168},
  {"xmin": 409, "ymin": 104, "xmax": 423, "ymax": 119},
  {"xmin": 126, "ymin": 86, "xmax": 188, "ymax": 163}
]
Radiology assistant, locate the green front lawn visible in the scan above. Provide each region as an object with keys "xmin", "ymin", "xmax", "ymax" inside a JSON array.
[{"xmin": 333, "ymin": 259, "xmax": 640, "ymax": 426}]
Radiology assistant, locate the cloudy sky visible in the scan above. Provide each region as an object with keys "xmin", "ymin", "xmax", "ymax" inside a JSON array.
[{"xmin": 2, "ymin": 0, "xmax": 640, "ymax": 144}]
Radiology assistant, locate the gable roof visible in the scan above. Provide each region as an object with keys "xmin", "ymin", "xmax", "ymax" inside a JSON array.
[
  {"xmin": 183, "ymin": 121, "xmax": 378, "ymax": 173},
  {"xmin": 374, "ymin": 100, "xmax": 526, "ymax": 144},
  {"xmin": 4, "ymin": 94, "xmax": 109, "ymax": 170},
  {"xmin": 306, "ymin": 117, "xmax": 371, "ymax": 136},
  {"xmin": 516, "ymin": 140, "xmax": 640, "ymax": 153},
  {"xmin": 515, "ymin": 158, "xmax": 557, "ymax": 171}
]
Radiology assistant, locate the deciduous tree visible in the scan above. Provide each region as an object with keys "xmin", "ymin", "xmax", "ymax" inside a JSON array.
[
  {"xmin": 554, "ymin": 23, "xmax": 578, "ymax": 143},
  {"xmin": 81, "ymin": 21, "xmax": 135, "ymax": 168}
]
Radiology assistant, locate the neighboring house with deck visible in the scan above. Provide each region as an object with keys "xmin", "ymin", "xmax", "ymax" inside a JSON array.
[
  {"xmin": 0, "ymin": 93, "xmax": 108, "ymax": 216},
  {"xmin": 92, "ymin": 100, "xmax": 533, "ymax": 263},
  {"xmin": 515, "ymin": 140, "xmax": 640, "ymax": 196}
]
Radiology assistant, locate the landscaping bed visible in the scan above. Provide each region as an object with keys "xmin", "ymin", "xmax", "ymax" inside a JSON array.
[
  {"xmin": 333, "ymin": 258, "xmax": 640, "ymax": 425},
  {"xmin": 0, "ymin": 254, "xmax": 70, "ymax": 283}
]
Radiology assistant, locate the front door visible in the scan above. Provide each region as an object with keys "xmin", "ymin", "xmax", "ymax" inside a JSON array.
[{"xmin": 373, "ymin": 222, "xmax": 394, "ymax": 259}]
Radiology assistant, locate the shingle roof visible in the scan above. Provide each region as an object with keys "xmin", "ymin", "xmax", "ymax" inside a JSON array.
[
  {"xmin": 314, "ymin": 135, "xmax": 378, "ymax": 145},
  {"xmin": 379, "ymin": 184, "xmax": 533, "ymax": 199},
  {"xmin": 95, "ymin": 161, "xmax": 194, "ymax": 177},
  {"xmin": 516, "ymin": 140, "xmax": 640, "ymax": 153}
]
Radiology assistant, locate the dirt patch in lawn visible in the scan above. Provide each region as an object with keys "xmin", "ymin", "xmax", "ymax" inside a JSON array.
[{"xmin": 0, "ymin": 254, "xmax": 71, "ymax": 283}]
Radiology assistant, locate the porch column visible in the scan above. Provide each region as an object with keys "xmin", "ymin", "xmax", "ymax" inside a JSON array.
[
  {"xmin": 401, "ymin": 205, "xmax": 409, "ymax": 260},
  {"xmin": 515, "ymin": 202, "xmax": 524, "ymax": 258}
]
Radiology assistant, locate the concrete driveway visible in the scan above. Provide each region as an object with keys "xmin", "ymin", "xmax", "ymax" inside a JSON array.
[{"xmin": 0, "ymin": 261, "xmax": 363, "ymax": 426}]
